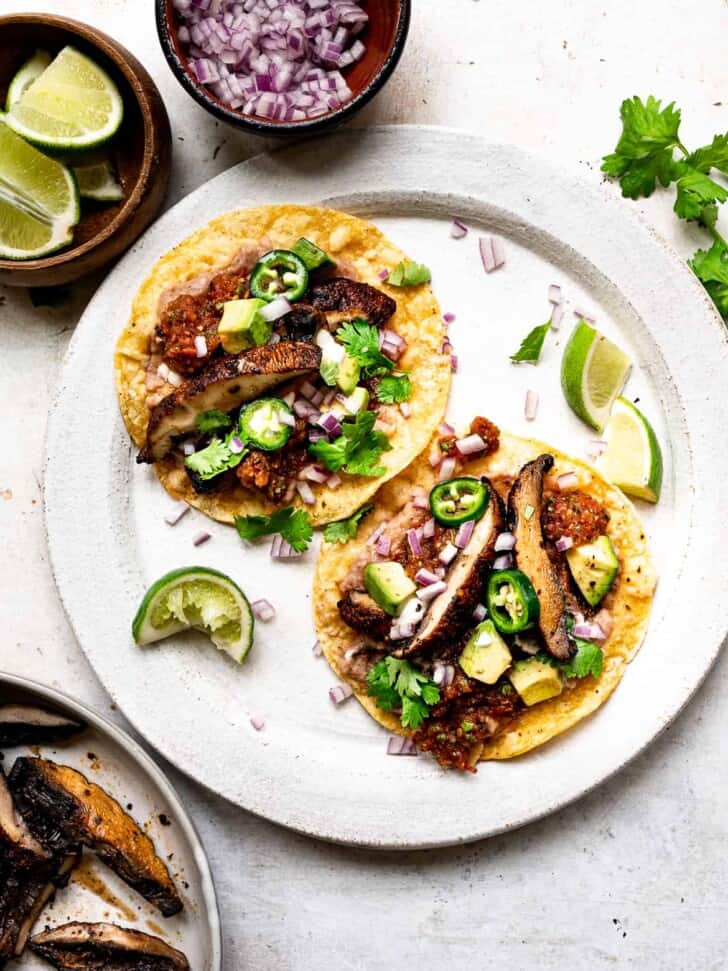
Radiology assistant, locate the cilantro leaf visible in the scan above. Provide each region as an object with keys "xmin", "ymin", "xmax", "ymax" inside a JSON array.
[
  {"xmin": 510, "ymin": 321, "xmax": 551, "ymax": 364},
  {"xmin": 309, "ymin": 411, "xmax": 392, "ymax": 477},
  {"xmin": 195, "ymin": 409, "xmax": 233, "ymax": 436},
  {"xmin": 323, "ymin": 503, "xmax": 373, "ymax": 545},
  {"xmin": 689, "ymin": 240, "xmax": 728, "ymax": 319},
  {"xmin": 376, "ymin": 373, "xmax": 412, "ymax": 404},
  {"xmin": 560, "ymin": 639, "xmax": 604, "ymax": 679},
  {"xmin": 687, "ymin": 133, "xmax": 728, "ymax": 176},
  {"xmin": 185, "ymin": 437, "xmax": 245, "ymax": 480},
  {"xmin": 387, "ymin": 260, "xmax": 432, "ymax": 287},
  {"xmin": 336, "ymin": 319, "xmax": 394, "ymax": 375},
  {"xmin": 673, "ymin": 168, "xmax": 728, "ymax": 222},
  {"xmin": 234, "ymin": 506, "xmax": 313, "ymax": 553},
  {"xmin": 366, "ymin": 658, "xmax": 440, "ymax": 729},
  {"xmin": 601, "ymin": 96, "xmax": 682, "ymax": 198}
]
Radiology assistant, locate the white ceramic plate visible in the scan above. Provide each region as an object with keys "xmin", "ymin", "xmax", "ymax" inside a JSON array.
[
  {"xmin": 45, "ymin": 128, "xmax": 728, "ymax": 849},
  {"xmin": 0, "ymin": 673, "xmax": 221, "ymax": 969}
]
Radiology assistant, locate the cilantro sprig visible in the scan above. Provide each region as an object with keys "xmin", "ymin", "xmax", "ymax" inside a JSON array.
[
  {"xmin": 309, "ymin": 410, "xmax": 392, "ymax": 477},
  {"xmin": 376, "ymin": 373, "xmax": 412, "ymax": 404},
  {"xmin": 510, "ymin": 321, "xmax": 551, "ymax": 364},
  {"xmin": 195, "ymin": 409, "xmax": 233, "ymax": 436},
  {"xmin": 602, "ymin": 96, "xmax": 728, "ymax": 322},
  {"xmin": 235, "ymin": 506, "xmax": 313, "ymax": 553},
  {"xmin": 336, "ymin": 319, "xmax": 394, "ymax": 376},
  {"xmin": 323, "ymin": 503, "xmax": 373, "ymax": 545},
  {"xmin": 366, "ymin": 657, "xmax": 440, "ymax": 729},
  {"xmin": 535, "ymin": 615, "xmax": 604, "ymax": 681},
  {"xmin": 386, "ymin": 260, "xmax": 432, "ymax": 287}
]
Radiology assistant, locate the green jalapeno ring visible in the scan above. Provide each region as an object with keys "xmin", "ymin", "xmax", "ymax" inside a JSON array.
[
  {"xmin": 249, "ymin": 249, "xmax": 309, "ymax": 303},
  {"xmin": 429, "ymin": 476, "xmax": 489, "ymax": 527},
  {"xmin": 486, "ymin": 569, "xmax": 540, "ymax": 634},
  {"xmin": 239, "ymin": 397, "xmax": 294, "ymax": 452}
]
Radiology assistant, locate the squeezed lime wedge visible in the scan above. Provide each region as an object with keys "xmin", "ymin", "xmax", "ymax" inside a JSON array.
[
  {"xmin": 6, "ymin": 49, "xmax": 52, "ymax": 110},
  {"xmin": 597, "ymin": 397, "xmax": 663, "ymax": 503},
  {"xmin": 73, "ymin": 159, "xmax": 123, "ymax": 202},
  {"xmin": 561, "ymin": 320, "xmax": 632, "ymax": 431}
]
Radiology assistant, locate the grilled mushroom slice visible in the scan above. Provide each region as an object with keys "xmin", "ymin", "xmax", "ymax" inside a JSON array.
[
  {"xmin": 139, "ymin": 341, "xmax": 321, "ymax": 463},
  {"xmin": 274, "ymin": 304, "xmax": 326, "ymax": 342},
  {"xmin": 309, "ymin": 278, "xmax": 396, "ymax": 328},
  {"xmin": 394, "ymin": 482, "xmax": 503, "ymax": 658},
  {"xmin": 508, "ymin": 454, "xmax": 571, "ymax": 660},
  {"xmin": 8, "ymin": 759, "xmax": 182, "ymax": 917},
  {"xmin": 0, "ymin": 706, "xmax": 84, "ymax": 749},
  {"xmin": 30, "ymin": 923, "xmax": 190, "ymax": 971}
]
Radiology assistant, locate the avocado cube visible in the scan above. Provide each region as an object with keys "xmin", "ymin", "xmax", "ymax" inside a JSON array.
[
  {"xmin": 509, "ymin": 658, "xmax": 563, "ymax": 706},
  {"xmin": 336, "ymin": 354, "xmax": 361, "ymax": 394},
  {"xmin": 218, "ymin": 298, "xmax": 271, "ymax": 353},
  {"xmin": 364, "ymin": 561, "xmax": 416, "ymax": 617},
  {"xmin": 566, "ymin": 534, "xmax": 619, "ymax": 607},
  {"xmin": 459, "ymin": 620, "xmax": 512, "ymax": 685}
]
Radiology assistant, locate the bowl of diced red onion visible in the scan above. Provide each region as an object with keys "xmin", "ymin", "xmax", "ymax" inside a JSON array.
[{"xmin": 157, "ymin": 0, "xmax": 410, "ymax": 134}]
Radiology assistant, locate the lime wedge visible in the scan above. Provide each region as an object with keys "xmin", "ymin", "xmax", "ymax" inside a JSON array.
[
  {"xmin": 5, "ymin": 45, "xmax": 124, "ymax": 151},
  {"xmin": 0, "ymin": 120, "xmax": 79, "ymax": 260},
  {"xmin": 597, "ymin": 397, "xmax": 663, "ymax": 503},
  {"xmin": 132, "ymin": 566, "xmax": 254, "ymax": 663},
  {"xmin": 73, "ymin": 159, "xmax": 123, "ymax": 202},
  {"xmin": 561, "ymin": 319, "xmax": 632, "ymax": 431},
  {"xmin": 6, "ymin": 49, "xmax": 52, "ymax": 110}
]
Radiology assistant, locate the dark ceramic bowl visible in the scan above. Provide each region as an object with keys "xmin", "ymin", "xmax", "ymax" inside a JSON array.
[
  {"xmin": 0, "ymin": 14, "xmax": 172, "ymax": 288},
  {"xmin": 156, "ymin": 0, "xmax": 410, "ymax": 136}
]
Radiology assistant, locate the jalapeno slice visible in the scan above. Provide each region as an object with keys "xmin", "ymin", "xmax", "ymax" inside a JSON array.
[
  {"xmin": 291, "ymin": 237, "xmax": 335, "ymax": 271},
  {"xmin": 239, "ymin": 398, "xmax": 293, "ymax": 451},
  {"xmin": 249, "ymin": 249, "xmax": 309, "ymax": 302},
  {"xmin": 429, "ymin": 477, "xmax": 488, "ymax": 526},
  {"xmin": 486, "ymin": 569, "xmax": 540, "ymax": 634}
]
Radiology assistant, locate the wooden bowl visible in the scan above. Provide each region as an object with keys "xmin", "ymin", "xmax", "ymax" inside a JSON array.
[
  {"xmin": 156, "ymin": 0, "xmax": 410, "ymax": 136},
  {"xmin": 0, "ymin": 14, "xmax": 172, "ymax": 288}
]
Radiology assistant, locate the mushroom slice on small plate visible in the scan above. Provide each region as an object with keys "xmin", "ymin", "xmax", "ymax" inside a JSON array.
[
  {"xmin": 0, "ymin": 705, "xmax": 84, "ymax": 749},
  {"xmin": 30, "ymin": 922, "xmax": 190, "ymax": 971}
]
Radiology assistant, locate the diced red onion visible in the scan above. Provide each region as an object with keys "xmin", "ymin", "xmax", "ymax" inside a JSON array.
[
  {"xmin": 296, "ymin": 481, "xmax": 316, "ymax": 505},
  {"xmin": 229, "ymin": 435, "xmax": 245, "ymax": 454},
  {"xmin": 491, "ymin": 236, "xmax": 506, "ymax": 267},
  {"xmin": 399, "ymin": 402, "xmax": 411, "ymax": 419},
  {"xmin": 572, "ymin": 621, "xmax": 607, "ymax": 641},
  {"xmin": 293, "ymin": 397, "xmax": 319, "ymax": 419},
  {"xmin": 555, "ymin": 536, "xmax": 574, "ymax": 552},
  {"xmin": 194, "ymin": 334, "xmax": 208, "ymax": 357},
  {"xmin": 318, "ymin": 411, "xmax": 342, "ymax": 436},
  {"xmin": 259, "ymin": 296, "xmax": 291, "ymax": 321},
  {"xmin": 309, "ymin": 388, "xmax": 323, "ymax": 407},
  {"xmin": 386, "ymin": 736, "xmax": 418, "ymax": 756},
  {"xmin": 416, "ymin": 579, "xmax": 447, "ymax": 602},
  {"xmin": 450, "ymin": 218, "xmax": 468, "ymax": 239},
  {"xmin": 415, "ymin": 567, "xmax": 441, "ymax": 586},
  {"xmin": 389, "ymin": 622, "xmax": 414, "ymax": 642},
  {"xmin": 182, "ymin": 441, "xmax": 196, "ymax": 456},
  {"xmin": 399, "ymin": 597, "xmax": 425, "ymax": 628},
  {"xmin": 368, "ymin": 522, "xmax": 386, "ymax": 545},
  {"xmin": 440, "ymin": 421, "xmax": 455, "ymax": 435},
  {"xmin": 493, "ymin": 553, "xmax": 513, "ymax": 570},
  {"xmin": 412, "ymin": 493, "xmax": 429, "ymax": 510},
  {"xmin": 587, "ymin": 438, "xmax": 607, "ymax": 459},
  {"xmin": 252, "ymin": 598, "xmax": 276, "ymax": 622},
  {"xmin": 550, "ymin": 302, "xmax": 565, "ymax": 330},
  {"xmin": 270, "ymin": 534, "xmax": 302, "ymax": 559},
  {"xmin": 378, "ymin": 268, "xmax": 389, "ymax": 281},
  {"xmin": 422, "ymin": 517, "xmax": 436, "ymax": 539},
  {"xmin": 494, "ymin": 531, "xmax": 516, "ymax": 552},
  {"xmin": 594, "ymin": 608, "xmax": 614, "ymax": 638},
  {"xmin": 301, "ymin": 464, "xmax": 329, "ymax": 484},
  {"xmin": 450, "ymin": 355, "xmax": 458, "ymax": 372},
  {"xmin": 525, "ymin": 389, "xmax": 539, "ymax": 421},
  {"xmin": 439, "ymin": 542, "xmax": 458, "ymax": 566},
  {"xmin": 193, "ymin": 530, "xmax": 211, "ymax": 546},
  {"xmin": 429, "ymin": 445, "xmax": 443, "ymax": 468},
  {"xmin": 375, "ymin": 533, "xmax": 391, "ymax": 556},
  {"xmin": 164, "ymin": 501, "xmax": 190, "ymax": 526},
  {"xmin": 438, "ymin": 456, "xmax": 457, "ymax": 482},
  {"xmin": 433, "ymin": 662, "xmax": 455, "ymax": 687},
  {"xmin": 548, "ymin": 284, "xmax": 562, "ymax": 305},
  {"xmin": 407, "ymin": 528, "xmax": 422, "ymax": 556},
  {"xmin": 279, "ymin": 411, "xmax": 296, "ymax": 427},
  {"xmin": 166, "ymin": 368, "xmax": 183, "ymax": 388},
  {"xmin": 327, "ymin": 473, "xmax": 341, "ymax": 489},
  {"xmin": 574, "ymin": 308, "xmax": 596, "ymax": 323},
  {"xmin": 472, "ymin": 603, "xmax": 487, "ymax": 623},
  {"xmin": 557, "ymin": 471, "xmax": 579, "ymax": 490},
  {"xmin": 329, "ymin": 683, "xmax": 353, "ymax": 705},
  {"xmin": 250, "ymin": 715, "xmax": 265, "ymax": 732},
  {"xmin": 312, "ymin": 639, "xmax": 323, "ymax": 657},
  {"xmin": 282, "ymin": 390, "xmax": 296, "ymax": 407},
  {"xmin": 455, "ymin": 433, "xmax": 486, "ymax": 457},
  {"xmin": 454, "ymin": 519, "xmax": 475, "ymax": 549},
  {"xmin": 300, "ymin": 380, "xmax": 318, "ymax": 400},
  {"xmin": 479, "ymin": 235, "xmax": 506, "ymax": 273}
]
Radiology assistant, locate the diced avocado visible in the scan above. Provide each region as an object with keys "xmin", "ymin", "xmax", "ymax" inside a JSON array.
[
  {"xmin": 291, "ymin": 236, "xmax": 335, "ymax": 270},
  {"xmin": 316, "ymin": 329, "xmax": 344, "ymax": 386},
  {"xmin": 566, "ymin": 534, "xmax": 619, "ymax": 607},
  {"xmin": 339, "ymin": 387, "xmax": 370, "ymax": 416},
  {"xmin": 336, "ymin": 353, "xmax": 361, "ymax": 394},
  {"xmin": 459, "ymin": 620, "xmax": 512, "ymax": 685},
  {"xmin": 364, "ymin": 561, "xmax": 417, "ymax": 617},
  {"xmin": 509, "ymin": 658, "xmax": 563, "ymax": 706},
  {"xmin": 218, "ymin": 298, "xmax": 270, "ymax": 353}
]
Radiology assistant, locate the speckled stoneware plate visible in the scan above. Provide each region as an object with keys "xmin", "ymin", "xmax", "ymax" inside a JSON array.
[
  {"xmin": 0, "ymin": 672, "xmax": 221, "ymax": 968},
  {"xmin": 45, "ymin": 127, "xmax": 728, "ymax": 849}
]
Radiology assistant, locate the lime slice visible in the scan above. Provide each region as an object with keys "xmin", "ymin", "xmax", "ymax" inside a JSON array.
[
  {"xmin": 132, "ymin": 567, "xmax": 254, "ymax": 663},
  {"xmin": 6, "ymin": 49, "xmax": 52, "ymax": 110},
  {"xmin": 73, "ymin": 159, "xmax": 123, "ymax": 202},
  {"xmin": 0, "ymin": 119, "xmax": 79, "ymax": 260},
  {"xmin": 561, "ymin": 319, "xmax": 632, "ymax": 431},
  {"xmin": 597, "ymin": 397, "xmax": 663, "ymax": 503},
  {"xmin": 5, "ymin": 45, "xmax": 124, "ymax": 151}
]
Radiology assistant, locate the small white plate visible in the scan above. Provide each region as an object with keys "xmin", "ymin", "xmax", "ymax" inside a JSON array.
[
  {"xmin": 45, "ymin": 127, "xmax": 728, "ymax": 849},
  {"xmin": 0, "ymin": 672, "xmax": 221, "ymax": 969}
]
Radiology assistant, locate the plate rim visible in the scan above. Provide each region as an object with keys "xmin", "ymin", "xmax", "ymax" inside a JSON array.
[
  {"xmin": 44, "ymin": 125, "xmax": 728, "ymax": 849},
  {"xmin": 0, "ymin": 670, "xmax": 223, "ymax": 969}
]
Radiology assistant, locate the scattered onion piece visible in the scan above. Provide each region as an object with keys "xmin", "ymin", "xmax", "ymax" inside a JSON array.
[
  {"xmin": 574, "ymin": 307, "xmax": 596, "ymax": 323},
  {"xmin": 252, "ymin": 598, "xmax": 276, "ymax": 622},
  {"xmin": 439, "ymin": 542, "xmax": 458, "ymax": 566},
  {"xmin": 442, "ymin": 312, "xmax": 456, "ymax": 324},
  {"xmin": 193, "ymin": 530, "xmax": 211, "ymax": 546},
  {"xmin": 548, "ymin": 284, "xmax": 562, "ymax": 305},
  {"xmin": 557, "ymin": 471, "xmax": 579, "ymax": 490},
  {"xmin": 454, "ymin": 519, "xmax": 475, "ymax": 549},
  {"xmin": 438, "ymin": 456, "xmax": 457, "ymax": 482},
  {"xmin": 378, "ymin": 268, "xmax": 389, "ymax": 281},
  {"xmin": 493, "ymin": 553, "xmax": 513, "ymax": 570},
  {"xmin": 399, "ymin": 401, "xmax": 411, "ymax": 419},
  {"xmin": 433, "ymin": 662, "xmax": 455, "ymax": 687},
  {"xmin": 387, "ymin": 736, "xmax": 418, "ymax": 756},
  {"xmin": 194, "ymin": 335, "xmax": 208, "ymax": 358},
  {"xmin": 249, "ymin": 715, "xmax": 265, "ymax": 732},
  {"xmin": 407, "ymin": 528, "xmax": 422, "ymax": 556},
  {"xmin": 296, "ymin": 481, "xmax": 316, "ymax": 505},
  {"xmin": 164, "ymin": 501, "xmax": 190, "ymax": 526},
  {"xmin": 494, "ymin": 531, "xmax": 516, "ymax": 552},
  {"xmin": 329, "ymin": 683, "xmax": 353, "ymax": 705},
  {"xmin": 472, "ymin": 603, "xmax": 487, "ymax": 623},
  {"xmin": 455, "ymin": 433, "xmax": 486, "ymax": 457},
  {"xmin": 259, "ymin": 296, "xmax": 291, "ymax": 321},
  {"xmin": 375, "ymin": 533, "xmax": 391, "ymax": 556},
  {"xmin": 555, "ymin": 536, "xmax": 573, "ymax": 552},
  {"xmin": 312, "ymin": 639, "xmax": 323, "ymax": 657},
  {"xmin": 573, "ymin": 621, "xmax": 606, "ymax": 640},
  {"xmin": 524, "ymin": 389, "xmax": 539, "ymax": 421},
  {"xmin": 416, "ymin": 579, "xmax": 447, "ymax": 602},
  {"xmin": 550, "ymin": 302, "xmax": 565, "ymax": 330}
]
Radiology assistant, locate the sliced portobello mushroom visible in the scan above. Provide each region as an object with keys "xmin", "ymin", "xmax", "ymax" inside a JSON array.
[
  {"xmin": 8, "ymin": 759, "xmax": 182, "ymax": 917},
  {"xmin": 30, "ymin": 922, "xmax": 190, "ymax": 971},
  {"xmin": 0, "ymin": 706, "xmax": 84, "ymax": 749},
  {"xmin": 273, "ymin": 304, "xmax": 326, "ymax": 342},
  {"xmin": 508, "ymin": 454, "xmax": 571, "ymax": 661},
  {"xmin": 309, "ymin": 278, "xmax": 396, "ymax": 328},
  {"xmin": 139, "ymin": 341, "xmax": 321, "ymax": 463},
  {"xmin": 394, "ymin": 481, "xmax": 503, "ymax": 658}
]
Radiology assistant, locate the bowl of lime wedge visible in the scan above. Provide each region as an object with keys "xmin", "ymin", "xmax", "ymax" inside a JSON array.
[{"xmin": 0, "ymin": 14, "xmax": 172, "ymax": 287}]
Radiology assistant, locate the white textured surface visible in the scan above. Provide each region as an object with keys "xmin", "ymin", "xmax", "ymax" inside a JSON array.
[{"xmin": 2, "ymin": 0, "xmax": 728, "ymax": 964}]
